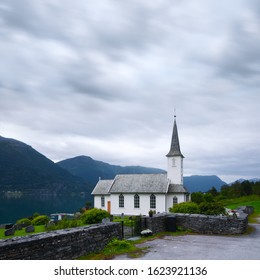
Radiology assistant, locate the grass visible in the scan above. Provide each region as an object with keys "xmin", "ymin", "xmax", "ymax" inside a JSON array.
[
  {"xmin": 78, "ymin": 238, "xmax": 144, "ymax": 260},
  {"xmin": 221, "ymin": 195, "xmax": 260, "ymax": 223},
  {"xmin": 112, "ymin": 215, "xmax": 136, "ymax": 227},
  {"xmin": 0, "ymin": 225, "xmax": 46, "ymax": 239},
  {"xmin": 78, "ymin": 230, "xmax": 187, "ymax": 260}
]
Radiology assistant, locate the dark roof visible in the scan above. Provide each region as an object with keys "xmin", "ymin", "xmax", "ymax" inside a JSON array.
[
  {"xmin": 168, "ymin": 184, "xmax": 189, "ymax": 193},
  {"xmin": 166, "ymin": 117, "xmax": 184, "ymax": 158}
]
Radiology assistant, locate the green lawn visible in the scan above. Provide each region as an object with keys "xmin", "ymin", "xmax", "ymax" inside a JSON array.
[
  {"xmin": 0, "ymin": 225, "xmax": 46, "ymax": 239},
  {"xmin": 222, "ymin": 195, "xmax": 260, "ymax": 214},
  {"xmin": 221, "ymin": 195, "xmax": 260, "ymax": 223}
]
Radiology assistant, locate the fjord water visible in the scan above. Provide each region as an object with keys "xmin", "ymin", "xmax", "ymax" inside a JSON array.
[{"xmin": 0, "ymin": 193, "xmax": 92, "ymax": 224}]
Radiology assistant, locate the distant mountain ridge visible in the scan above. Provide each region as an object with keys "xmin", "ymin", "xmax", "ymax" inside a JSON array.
[
  {"xmin": 228, "ymin": 178, "xmax": 260, "ymax": 185},
  {"xmin": 57, "ymin": 156, "xmax": 227, "ymax": 192},
  {"xmin": 57, "ymin": 156, "xmax": 166, "ymax": 187},
  {"xmin": 0, "ymin": 136, "xmax": 86, "ymax": 194},
  {"xmin": 0, "ymin": 135, "xmax": 232, "ymax": 194},
  {"xmin": 184, "ymin": 175, "xmax": 226, "ymax": 192}
]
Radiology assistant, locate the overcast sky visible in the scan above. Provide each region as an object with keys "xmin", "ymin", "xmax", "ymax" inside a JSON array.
[{"xmin": 1, "ymin": 0, "xmax": 260, "ymax": 183}]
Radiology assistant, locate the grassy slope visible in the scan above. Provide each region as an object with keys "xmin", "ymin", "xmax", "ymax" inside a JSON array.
[
  {"xmin": 221, "ymin": 195, "xmax": 260, "ymax": 214},
  {"xmin": 221, "ymin": 195, "xmax": 260, "ymax": 223},
  {"xmin": 0, "ymin": 225, "xmax": 45, "ymax": 239}
]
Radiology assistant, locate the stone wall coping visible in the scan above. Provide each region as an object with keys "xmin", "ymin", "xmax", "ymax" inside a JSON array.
[
  {"xmin": 0, "ymin": 222, "xmax": 117, "ymax": 247},
  {"xmin": 167, "ymin": 212, "xmax": 248, "ymax": 220}
]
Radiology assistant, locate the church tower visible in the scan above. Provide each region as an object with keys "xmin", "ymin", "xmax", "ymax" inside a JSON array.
[{"xmin": 166, "ymin": 115, "xmax": 184, "ymax": 185}]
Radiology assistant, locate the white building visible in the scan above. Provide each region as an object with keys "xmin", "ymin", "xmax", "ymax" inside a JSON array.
[{"xmin": 91, "ymin": 116, "xmax": 189, "ymax": 215}]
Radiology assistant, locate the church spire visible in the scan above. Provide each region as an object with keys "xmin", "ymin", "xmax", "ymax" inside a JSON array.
[{"xmin": 166, "ymin": 114, "xmax": 184, "ymax": 158}]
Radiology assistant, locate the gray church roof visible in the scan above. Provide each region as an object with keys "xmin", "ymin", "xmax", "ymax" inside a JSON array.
[
  {"xmin": 91, "ymin": 179, "xmax": 113, "ymax": 195},
  {"xmin": 92, "ymin": 174, "xmax": 189, "ymax": 195},
  {"xmin": 110, "ymin": 174, "xmax": 169, "ymax": 194},
  {"xmin": 168, "ymin": 184, "xmax": 189, "ymax": 193},
  {"xmin": 166, "ymin": 117, "xmax": 184, "ymax": 158}
]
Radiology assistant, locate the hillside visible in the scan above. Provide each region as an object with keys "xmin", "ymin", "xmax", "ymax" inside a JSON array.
[
  {"xmin": 184, "ymin": 175, "xmax": 226, "ymax": 192},
  {"xmin": 0, "ymin": 136, "xmax": 228, "ymax": 195},
  {"xmin": 57, "ymin": 156, "xmax": 166, "ymax": 187},
  {"xmin": 0, "ymin": 136, "xmax": 87, "ymax": 194},
  {"xmin": 57, "ymin": 156, "xmax": 227, "ymax": 192}
]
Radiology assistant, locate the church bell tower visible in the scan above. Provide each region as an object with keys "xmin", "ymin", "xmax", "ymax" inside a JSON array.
[{"xmin": 166, "ymin": 114, "xmax": 184, "ymax": 185}]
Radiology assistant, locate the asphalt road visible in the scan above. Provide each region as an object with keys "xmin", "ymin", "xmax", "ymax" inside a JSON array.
[{"xmin": 115, "ymin": 223, "xmax": 260, "ymax": 260}]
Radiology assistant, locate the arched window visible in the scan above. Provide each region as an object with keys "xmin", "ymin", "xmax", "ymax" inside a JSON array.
[
  {"xmin": 172, "ymin": 158, "xmax": 176, "ymax": 166},
  {"xmin": 150, "ymin": 194, "xmax": 156, "ymax": 209},
  {"xmin": 101, "ymin": 196, "xmax": 105, "ymax": 207},
  {"xmin": 173, "ymin": 196, "xmax": 178, "ymax": 205},
  {"xmin": 119, "ymin": 194, "xmax": 124, "ymax": 208},
  {"xmin": 134, "ymin": 194, "xmax": 140, "ymax": 208}
]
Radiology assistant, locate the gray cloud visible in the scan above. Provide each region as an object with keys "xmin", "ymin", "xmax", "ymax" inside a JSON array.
[{"xmin": 1, "ymin": 0, "xmax": 260, "ymax": 183}]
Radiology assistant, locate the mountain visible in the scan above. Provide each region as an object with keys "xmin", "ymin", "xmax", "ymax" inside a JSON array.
[
  {"xmin": 57, "ymin": 156, "xmax": 227, "ymax": 192},
  {"xmin": 0, "ymin": 136, "xmax": 87, "ymax": 194},
  {"xmin": 0, "ymin": 136, "xmax": 228, "ymax": 195},
  {"xmin": 228, "ymin": 178, "xmax": 260, "ymax": 185},
  {"xmin": 57, "ymin": 156, "xmax": 166, "ymax": 187},
  {"xmin": 183, "ymin": 175, "xmax": 226, "ymax": 193}
]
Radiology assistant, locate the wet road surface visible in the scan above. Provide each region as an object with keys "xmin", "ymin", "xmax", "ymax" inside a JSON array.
[{"xmin": 114, "ymin": 223, "xmax": 260, "ymax": 260}]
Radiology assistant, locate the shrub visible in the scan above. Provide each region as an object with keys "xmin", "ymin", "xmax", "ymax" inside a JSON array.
[
  {"xmin": 191, "ymin": 192, "xmax": 205, "ymax": 204},
  {"xmin": 31, "ymin": 215, "xmax": 50, "ymax": 225},
  {"xmin": 169, "ymin": 202, "xmax": 200, "ymax": 214},
  {"xmin": 16, "ymin": 218, "xmax": 32, "ymax": 226},
  {"xmin": 46, "ymin": 218, "xmax": 83, "ymax": 231},
  {"xmin": 199, "ymin": 202, "xmax": 225, "ymax": 215},
  {"xmin": 81, "ymin": 208, "xmax": 110, "ymax": 224}
]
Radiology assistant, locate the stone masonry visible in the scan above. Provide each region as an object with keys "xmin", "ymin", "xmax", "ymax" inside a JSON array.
[
  {"xmin": 141, "ymin": 211, "xmax": 248, "ymax": 235},
  {"xmin": 0, "ymin": 222, "xmax": 121, "ymax": 260}
]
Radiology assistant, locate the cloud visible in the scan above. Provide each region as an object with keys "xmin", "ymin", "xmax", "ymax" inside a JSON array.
[{"xmin": 1, "ymin": 0, "xmax": 260, "ymax": 183}]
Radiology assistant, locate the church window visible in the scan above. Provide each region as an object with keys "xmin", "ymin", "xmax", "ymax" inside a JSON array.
[
  {"xmin": 101, "ymin": 196, "xmax": 105, "ymax": 207},
  {"xmin": 173, "ymin": 196, "xmax": 178, "ymax": 205},
  {"xmin": 150, "ymin": 194, "xmax": 156, "ymax": 209},
  {"xmin": 172, "ymin": 158, "xmax": 176, "ymax": 166},
  {"xmin": 134, "ymin": 194, "xmax": 140, "ymax": 208},
  {"xmin": 119, "ymin": 194, "xmax": 124, "ymax": 208}
]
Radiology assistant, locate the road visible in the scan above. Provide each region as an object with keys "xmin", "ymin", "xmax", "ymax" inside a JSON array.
[{"xmin": 114, "ymin": 223, "xmax": 260, "ymax": 260}]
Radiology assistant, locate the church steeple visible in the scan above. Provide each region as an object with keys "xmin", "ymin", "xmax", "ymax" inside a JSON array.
[
  {"xmin": 166, "ymin": 115, "xmax": 184, "ymax": 158},
  {"xmin": 166, "ymin": 114, "xmax": 184, "ymax": 185}
]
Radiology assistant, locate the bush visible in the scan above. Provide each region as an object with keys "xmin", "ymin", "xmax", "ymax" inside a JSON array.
[
  {"xmin": 46, "ymin": 218, "xmax": 83, "ymax": 231},
  {"xmin": 169, "ymin": 202, "xmax": 200, "ymax": 214},
  {"xmin": 81, "ymin": 208, "xmax": 110, "ymax": 224},
  {"xmin": 16, "ymin": 218, "xmax": 31, "ymax": 226},
  {"xmin": 191, "ymin": 192, "xmax": 205, "ymax": 204},
  {"xmin": 199, "ymin": 202, "xmax": 225, "ymax": 215},
  {"xmin": 31, "ymin": 215, "xmax": 50, "ymax": 225}
]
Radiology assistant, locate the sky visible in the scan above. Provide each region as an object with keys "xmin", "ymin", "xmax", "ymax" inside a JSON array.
[{"xmin": 0, "ymin": 0, "xmax": 260, "ymax": 183}]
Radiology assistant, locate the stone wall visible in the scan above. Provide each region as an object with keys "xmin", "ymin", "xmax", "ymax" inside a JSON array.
[
  {"xmin": 141, "ymin": 213, "xmax": 167, "ymax": 234},
  {"xmin": 174, "ymin": 213, "xmax": 248, "ymax": 234},
  {"xmin": 0, "ymin": 222, "xmax": 121, "ymax": 260},
  {"xmin": 141, "ymin": 211, "xmax": 248, "ymax": 235}
]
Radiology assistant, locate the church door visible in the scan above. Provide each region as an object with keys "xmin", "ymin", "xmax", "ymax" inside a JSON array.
[{"xmin": 107, "ymin": 201, "xmax": 111, "ymax": 213}]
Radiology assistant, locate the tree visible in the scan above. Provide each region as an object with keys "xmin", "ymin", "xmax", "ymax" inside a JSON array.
[
  {"xmin": 207, "ymin": 186, "xmax": 218, "ymax": 196},
  {"xmin": 191, "ymin": 192, "xmax": 204, "ymax": 204}
]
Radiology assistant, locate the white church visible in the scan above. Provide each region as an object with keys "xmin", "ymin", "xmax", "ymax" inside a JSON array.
[{"xmin": 91, "ymin": 116, "xmax": 190, "ymax": 216}]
